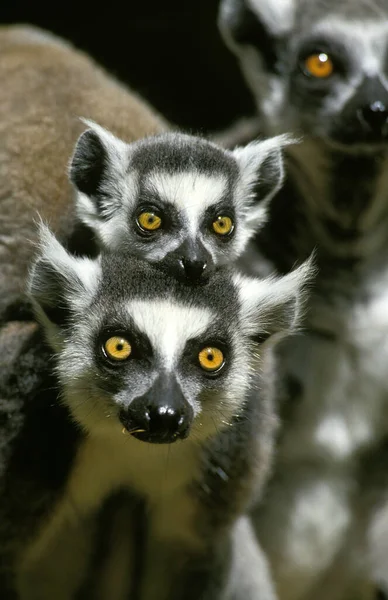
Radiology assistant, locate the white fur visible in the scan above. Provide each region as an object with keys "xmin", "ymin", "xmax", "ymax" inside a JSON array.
[
  {"xmin": 145, "ymin": 171, "xmax": 227, "ymax": 237},
  {"xmin": 28, "ymin": 226, "xmax": 101, "ymax": 350},
  {"xmin": 34, "ymin": 225, "xmax": 101, "ymax": 304},
  {"xmin": 128, "ymin": 299, "xmax": 212, "ymax": 371},
  {"xmin": 231, "ymin": 134, "xmax": 296, "ymax": 224},
  {"xmin": 247, "ymin": 0, "xmax": 295, "ymax": 34},
  {"xmin": 234, "ymin": 258, "xmax": 312, "ymax": 337},
  {"xmin": 80, "ymin": 119, "xmax": 129, "ymax": 168}
]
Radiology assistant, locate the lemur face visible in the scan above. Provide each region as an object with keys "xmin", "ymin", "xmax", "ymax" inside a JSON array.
[
  {"xmin": 28, "ymin": 226, "xmax": 311, "ymax": 445},
  {"xmin": 70, "ymin": 124, "xmax": 292, "ymax": 281},
  {"xmin": 220, "ymin": 0, "xmax": 388, "ymax": 147}
]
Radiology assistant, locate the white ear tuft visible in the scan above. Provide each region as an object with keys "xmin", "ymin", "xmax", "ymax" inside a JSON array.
[
  {"xmin": 79, "ymin": 118, "xmax": 128, "ymax": 160},
  {"xmin": 219, "ymin": 0, "xmax": 295, "ymax": 47},
  {"xmin": 69, "ymin": 119, "xmax": 129, "ymax": 225},
  {"xmin": 231, "ymin": 134, "xmax": 298, "ymax": 227},
  {"xmin": 247, "ymin": 0, "xmax": 295, "ymax": 35},
  {"xmin": 234, "ymin": 254, "xmax": 316, "ymax": 342},
  {"xmin": 28, "ymin": 224, "xmax": 101, "ymax": 346}
]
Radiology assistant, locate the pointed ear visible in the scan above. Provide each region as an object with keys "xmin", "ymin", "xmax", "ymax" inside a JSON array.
[
  {"xmin": 219, "ymin": 0, "xmax": 295, "ymax": 68},
  {"xmin": 234, "ymin": 255, "xmax": 315, "ymax": 344},
  {"xmin": 231, "ymin": 134, "xmax": 296, "ymax": 227},
  {"xmin": 28, "ymin": 225, "xmax": 101, "ymax": 347},
  {"xmin": 69, "ymin": 119, "xmax": 128, "ymax": 219}
]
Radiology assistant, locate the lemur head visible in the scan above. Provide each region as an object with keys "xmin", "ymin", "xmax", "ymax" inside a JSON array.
[
  {"xmin": 28, "ymin": 226, "xmax": 312, "ymax": 445},
  {"xmin": 69, "ymin": 121, "xmax": 292, "ymax": 282},
  {"xmin": 219, "ymin": 0, "xmax": 388, "ymax": 147}
]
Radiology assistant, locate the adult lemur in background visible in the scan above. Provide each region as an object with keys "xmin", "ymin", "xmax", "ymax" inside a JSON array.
[{"xmin": 219, "ymin": 1, "xmax": 388, "ymax": 599}]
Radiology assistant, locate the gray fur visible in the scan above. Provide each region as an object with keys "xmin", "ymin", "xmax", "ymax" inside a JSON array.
[
  {"xmin": 219, "ymin": 0, "xmax": 388, "ymax": 143},
  {"xmin": 69, "ymin": 121, "xmax": 293, "ymax": 279},
  {"xmin": 6, "ymin": 226, "xmax": 313, "ymax": 600},
  {"xmin": 218, "ymin": 1, "xmax": 388, "ymax": 599}
]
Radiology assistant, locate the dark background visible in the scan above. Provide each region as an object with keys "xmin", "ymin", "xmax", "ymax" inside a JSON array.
[{"xmin": 0, "ymin": 0, "xmax": 255, "ymax": 133}]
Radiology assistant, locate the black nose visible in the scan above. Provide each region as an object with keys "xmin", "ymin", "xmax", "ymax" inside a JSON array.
[
  {"xmin": 180, "ymin": 258, "xmax": 207, "ymax": 281},
  {"xmin": 119, "ymin": 405, "xmax": 189, "ymax": 444},
  {"xmin": 148, "ymin": 405, "xmax": 187, "ymax": 441},
  {"xmin": 358, "ymin": 101, "xmax": 388, "ymax": 135},
  {"xmin": 119, "ymin": 374, "xmax": 193, "ymax": 445}
]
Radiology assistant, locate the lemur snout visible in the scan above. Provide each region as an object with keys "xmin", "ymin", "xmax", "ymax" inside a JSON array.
[
  {"xmin": 180, "ymin": 258, "xmax": 207, "ymax": 281},
  {"xmin": 119, "ymin": 375, "xmax": 194, "ymax": 444},
  {"xmin": 168, "ymin": 239, "xmax": 211, "ymax": 282},
  {"xmin": 358, "ymin": 101, "xmax": 388, "ymax": 136}
]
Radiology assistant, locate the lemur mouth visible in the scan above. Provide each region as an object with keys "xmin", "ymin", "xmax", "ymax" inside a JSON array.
[
  {"xmin": 119, "ymin": 410, "xmax": 191, "ymax": 444},
  {"xmin": 122, "ymin": 427, "xmax": 146, "ymax": 436},
  {"xmin": 121, "ymin": 426, "xmax": 188, "ymax": 444}
]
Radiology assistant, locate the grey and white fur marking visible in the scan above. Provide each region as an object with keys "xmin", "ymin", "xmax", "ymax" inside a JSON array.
[
  {"xmin": 0, "ymin": 225, "xmax": 312, "ymax": 599},
  {"xmin": 69, "ymin": 121, "xmax": 292, "ymax": 282},
  {"xmin": 218, "ymin": 1, "xmax": 388, "ymax": 599}
]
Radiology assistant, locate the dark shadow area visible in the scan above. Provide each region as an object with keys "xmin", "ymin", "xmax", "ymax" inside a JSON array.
[{"xmin": 0, "ymin": 0, "xmax": 255, "ymax": 132}]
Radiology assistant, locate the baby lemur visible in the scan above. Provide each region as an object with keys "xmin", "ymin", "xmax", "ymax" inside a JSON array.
[
  {"xmin": 219, "ymin": 0, "xmax": 388, "ymax": 599},
  {"xmin": 69, "ymin": 121, "xmax": 290, "ymax": 282},
  {"xmin": 0, "ymin": 224, "xmax": 312, "ymax": 599}
]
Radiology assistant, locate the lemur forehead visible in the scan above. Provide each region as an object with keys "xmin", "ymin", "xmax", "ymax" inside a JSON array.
[
  {"xmin": 143, "ymin": 171, "xmax": 229, "ymax": 213},
  {"xmin": 98, "ymin": 254, "xmax": 238, "ymax": 312},
  {"xmin": 127, "ymin": 300, "xmax": 213, "ymax": 369},
  {"xmin": 129, "ymin": 133, "xmax": 239, "ymax": 180}
]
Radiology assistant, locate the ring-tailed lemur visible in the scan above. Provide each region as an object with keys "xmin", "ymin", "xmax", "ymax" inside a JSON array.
[
  {"xmin": 0, "ymin": 224, "xmax": 312, "ymax": 599},
  {"xmin": 218, "ymin": 1, "xmax": 388, "ymax": 599},
  {"xmin": 69, "ymin": 121, "xmax": 291, "ymax": 282}
]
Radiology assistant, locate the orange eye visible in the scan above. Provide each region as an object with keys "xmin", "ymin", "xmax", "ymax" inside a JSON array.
[
  {"xmin": 212, "ymin": 215, "xmax": 234, "ymax": 236},
  {"xmin": 137, "ymin": 212, "xmax": 162, "ymax": 232},
  {"xmin": 304, "ymin": 53, "xmax": 334, "ymax": 78},
  {"xmin": 103, "ymin": 336, "xmax": 132, "ymax": 361},
  {"xmin": 198, "ymin": 347, "xmax": 224, "ymax": 373}
]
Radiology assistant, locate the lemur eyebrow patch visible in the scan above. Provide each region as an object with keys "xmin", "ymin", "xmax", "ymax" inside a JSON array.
[
  {"xmin": 143, "ymin": 171, "xmax": 228, "ymax": 210},
  {"xmin": 126, "ymin": 299, "xmax": 213, "ymax": 368}
]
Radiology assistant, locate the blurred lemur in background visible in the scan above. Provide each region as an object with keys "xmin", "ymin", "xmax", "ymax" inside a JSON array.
[{"xmin": 219, "ymin": 0, "xmax": 388, "ymax": 599}]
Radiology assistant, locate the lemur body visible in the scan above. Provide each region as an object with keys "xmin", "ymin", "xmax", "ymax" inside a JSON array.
[
  {"xmin": 219, "ymin": 1, "xmax": 388, "ymax": 598},
  {"xmin": 0, "ymin": 226, "xmax": 311, "ymax": 599}
]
